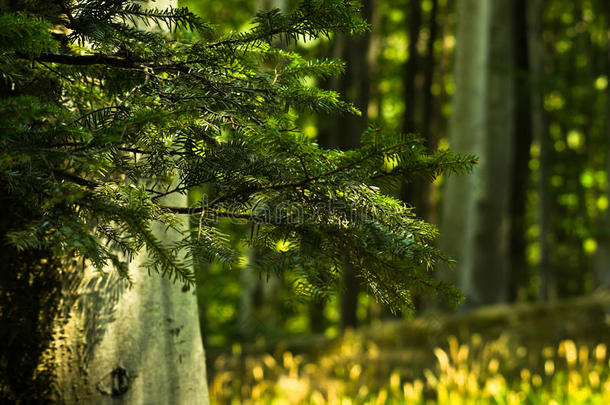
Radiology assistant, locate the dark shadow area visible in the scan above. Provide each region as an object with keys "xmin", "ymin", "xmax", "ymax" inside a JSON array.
[
  {"xmin": 0, "ymin": 191, "xmax": 62, "ymax": 404},
  {"xmin": 0, "ymin": 188, "xmax": 126, "ymax": 403}
]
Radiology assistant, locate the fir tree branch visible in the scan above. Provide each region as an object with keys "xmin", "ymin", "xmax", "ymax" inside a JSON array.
[
  {"xmin": 52, "ymin": 170, "xmax": 99, "ymax": 189},
  {"xmin": 37, "ymin": 61, "xmax": 75, "ymax": 83},
  {"xmin": 35, "ymin": 52, "xmax": 143, "ymax": 69},
  {"xmin": 32, "ymin": 53, "xmax": 212, "ymax": 74},
  {"xmin": 370, "ymin": 156, "xmax": 478, "ymax": 180},
  {"xmin": 207, "ymin": 142, "xmax": 410, "ymax": 207},
  {"xmin": 161, "ymin": 206, "xmax": 254, "ymax": 220}
]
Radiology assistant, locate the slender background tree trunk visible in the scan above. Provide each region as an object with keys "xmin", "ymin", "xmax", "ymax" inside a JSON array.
[
  {"xmin": 438, "ymin": 0, "xmax": 492, "ymax": 307},
  {"xmin": 594, "ymin": 2, "xmax": 610, "ymax": 288},
  {"xmin": 336, "ymin": 0, "xmax": 377, "ymax": 329},
  {"xmin": 527, "ymin": 0, "xmax": 555, "ymax": 301},
  {"xmin": 471, "ymin": 0, "xmax": 515, "ymax": 306},
  {"xmin": 402, "ymin": 0, "xmax": 422, "ymax": 135},
  {"xmin": 510, "ymin": 0, "xmax": 533, "ymax": 301}
]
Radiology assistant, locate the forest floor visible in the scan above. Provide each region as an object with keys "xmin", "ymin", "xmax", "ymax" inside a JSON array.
[{"xmin": 209, "ymin": 294, "xmax": 610, "ymax": 403}]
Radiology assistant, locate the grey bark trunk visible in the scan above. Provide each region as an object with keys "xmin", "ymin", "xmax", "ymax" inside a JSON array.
[
  {"xmin": 470, "ymin": 0, "xmax": 515, "ymax": 305},
  {"xmin": 49, "ymin": 182, "xmax": 208, "ymax": 403},
  {"xmin": 48, "ymin": 1, "xmax": 209, "ymax": 402},
  {"xmin": 49, "ymin": 238, "xmax": 208, "ymax": 404},
  {"xmin": 238, "ymin": 248, "xmax": 282, "ymax": 337},
  {"xmin": 593, "ymin": 3, "xmax": 610, "ymax": 288},
  {"xmin": 438, "ymin": 0, "xmax": 492, "ymax": 307}
]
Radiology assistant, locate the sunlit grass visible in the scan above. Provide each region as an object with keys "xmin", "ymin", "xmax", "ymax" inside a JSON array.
[{"xmin": 211, "ymin": 333, "xmax": 610, "ymax": 404}]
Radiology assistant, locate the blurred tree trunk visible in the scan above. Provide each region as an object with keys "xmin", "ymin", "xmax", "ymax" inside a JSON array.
[
  {"xmin": 401, "ymin": 0, "xmax": 439, "ymax": 314},
  {"xmin": 400, "ymin": 1, "xmax": 423, "ymax": 224},
  {"xmin": 509, "ymin": 0, "xmax": 533, "ymax": 301},
  {"xmin": 49, "ymin": 2, "xmax": 209, "ymax": 402},
  {"xmin": 401, "ymin": 0, "xmax": 443, "ymax": 224},
  {"xmin": 421, "ymin": 0, "xmax": 439, "ymax": 145},
  {"xmin": 471, "ymin": 0, "xmax": 515, "ymax": 305},
  {"xmin": 422, "ymin": 0, "xmax": 453, "ymax": 227},
  {"xmin": 308, "ymin": 299, "xmax": 327, "ymax": 333},
  {"xmin": 438, "ymin": 0, "xmax": 491, "ymax": 307},
  {"xmin": 311, "ymin": 0, "xmax": 380, "ymax": 328},
  {"xmin": 402, "ymin": 0, "xmax": 422, "ymax": 135},
  {"xmin": 238, "ymin": 248, "xmax": 282, "ymax": 337},
  {"xmin": 325, "ymin": 0, "xmax": 378, "ymax": 329},
  {"xmin": 316, "ymin": 33, "xmax": 360, "ymax": 328},
  {"xmin": 440, "ymin": 0, "xmax": 517, "ymax": 308},
  {"xmin": 415, "ymin": 0, "xmax": 440, "ymax": 224},
  {"xmin": 594, "ymin": 3, "xmax": 610, "ymax": 288},
  {"xmin": 528, "ymin": 0, "xmax": 555, "ymax": 300}
]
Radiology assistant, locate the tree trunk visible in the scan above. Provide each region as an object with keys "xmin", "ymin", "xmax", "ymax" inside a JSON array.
[
  {"xmin": 306, "ymin": 0, "xmax": 377, "ymax": 328},
  {"xmin": 49, "ymin": 245, "xmax": 208, "ymax": 404},
  {"xmin": 49, "ymin": 185, "xmax": 208, "ymax": 403},
  {"xmin": 509, "ymin": 0, "xmax": 533, "ymax": 301},
  {"xmin": 423, "ymin": 0, "xmax": 452, "ymax": 227},
  {"xmin": 594, "ymin": 3, "xmax": 610, "ymax": 288},
  {"xmin": 338, "ymin": 23, "xmax": 360, "ymax": 326},
  {"xmin": 311, "ymin": 0, "xmax": 380, "ymax": 328},
  {"xmin": 527, "ymin": 0, "xmax": 555, "ymax": 301},
  {"xmin": 48, "ymin": 1, "xmax": 209, "ymax": 402},
  {"xmin": 406, "ymin": 0, "xmax": 439, "ymax": 224},
  {"xmin": 336, "ymin": 0, "xmax": 378, "ymax": 329},
  {"xmin": 238, "ymin": 247, "xmax": 282, "ymax": 338},
  {"xmin": 400, "ymin": 1, "xmax": 424, "ymax": 223},
  {"xmin": 470, "ymin": 0, "xmax": 515, "ymax": 306},
  {"xmin": 402, "ymin": 0, "xmax": 422, "ymax": 135},
  {"xmin": 421, "ymin": 0, "xmax": 439, "ymax": 147},
  {"xmin": 438, "ymin": 0, "xmax": 491, "ymax": 307}
]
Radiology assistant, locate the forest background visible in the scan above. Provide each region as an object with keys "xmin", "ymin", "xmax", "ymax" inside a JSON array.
[{"xmin": 184, "ymin": 0, "xmax": 610, "ymax": 347}]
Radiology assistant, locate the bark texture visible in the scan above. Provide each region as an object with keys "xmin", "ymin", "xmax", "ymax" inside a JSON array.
[
  {"xmin": 48, "ymin": 175, "xmax": 209, "ymax": 404},
  {"xmin": 49, "ymin": 230, "xmax": 208, "ymax": 404}
]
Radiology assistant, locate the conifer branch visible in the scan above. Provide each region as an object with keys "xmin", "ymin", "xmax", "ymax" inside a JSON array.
[
  {"xmin": 35, "ymin": 52, "xmax": 144, "ymax": 69},
  {"xmin": 52, "ymin": 170, "xmax": 98, "ymax": 189}
]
